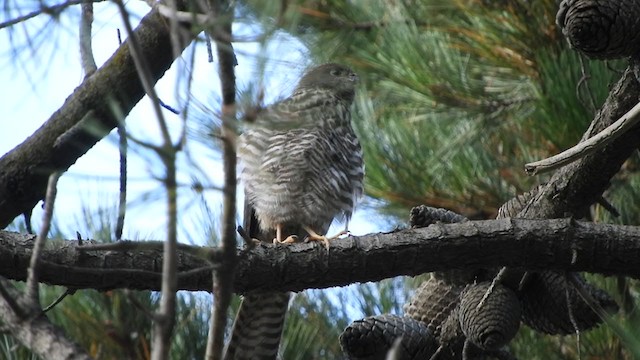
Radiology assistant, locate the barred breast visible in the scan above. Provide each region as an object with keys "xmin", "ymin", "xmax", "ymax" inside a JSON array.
[{"xmin": 238, "ymin": 90, "xmax": 364, "ymax": 234}]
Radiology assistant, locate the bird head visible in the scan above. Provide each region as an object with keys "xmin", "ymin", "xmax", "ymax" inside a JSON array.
[{"xmin": 295, "ymin": 63, "xmax": 359, "ymax": 102}]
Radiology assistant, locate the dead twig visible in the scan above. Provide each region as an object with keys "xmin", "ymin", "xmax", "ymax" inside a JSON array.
[
  {"xmin": 205, "ymin": 1, "xmax": 238, "ymax": 358},
  {"xmin": 43, "ymin": 288, "xmax": 76, "ymax": 313},
  {"xmin": 114, "ymin": 2, "xmax": 182, "ymax": 359},
  {"xmin": 25, "ymin": 172, "xmax": 61, "ymax": 305},
  {"xmin": 79, "ymin": 1, "xmax": 97, "ymax": 77},
  {"xmin": 0, "ymin": 0, "xmax": 104, "ymax": 30},
  {"xmin": 525, "ymin": 99, "xmax": 640, "ymax": 175}
]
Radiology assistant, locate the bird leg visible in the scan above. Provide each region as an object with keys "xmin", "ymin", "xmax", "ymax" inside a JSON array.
[
  {"xmin": 273, "ymin": 223, "xmax": 298, "ymax": 244},
  {"xmin": 303, "ymin": 226, "xmax": 348, "ymax": 249}
]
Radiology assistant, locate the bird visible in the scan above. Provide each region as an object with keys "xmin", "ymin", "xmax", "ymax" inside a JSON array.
[
  {"xmin": 239, "ymin": 62, "xmax": 364, "ymax": 248},
  {"xmin": 224, "ymin": 63, "xmax": 364, "ymax": 359}
]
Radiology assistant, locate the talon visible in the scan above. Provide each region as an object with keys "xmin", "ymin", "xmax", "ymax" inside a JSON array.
[
  {"xmin": 307, "ymin": 235, "xmax": 330, "ymax": 250},
  {"xmin": 303, "ymin": 227, "xmax": 330, "ymax": 250},
  {"xmin": 273, "ymin": 235, "xmax": 298, "ymax": 244},
  {"xmin": 303, "ymin": 227, "xmax": 350, "ymax": 249},
  {"xmin": 282, "ymin": 235, "xmax": 298, "ymax": 244},
  {"xmin": 331, "ymin": 229, "xmax": 349, "ymax": 239}
]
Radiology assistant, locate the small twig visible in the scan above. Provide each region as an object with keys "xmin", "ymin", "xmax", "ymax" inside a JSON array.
[
  {"xmin": 596, "ymin": 195, "xmax": 620, "ymax": 217},
  {"xmin": 78, "ymin": 240, "xmax": 216, "ymax": 265},
  {"xmin": 25, "ymin": 172, "xmax": 61, "ymax": 305},
  {"xmin": 568, "ymin": 272, "xmax": 640, "ymax": 355},
  {"xmin": 564, "ymin": 275, "xmax": 581, "ymax": 360},
  {"xmin": 115, "ymin": 12, "xmax": 127, "ymax": 241},
  {"xmin": 236, "ymin": 225, "xmax": 256, "ymax": 248},
  {"xmin": 114, "ymin": 3, "xmax": 182, "ymax": 358},
  {"xmin": 23, "ymin": 210, "xmax": 33, "ymax": 234},
  {"xmin": 576, "ymin": 54, "xmax": 596, "ymax": 113},
  {"xmin": 566, "ymin": 272, "xmax": 615, "ymax": 322},
  {"xmin": 206, "ymin": 35, "xmax": 214, "ymax": 63},
  {"xmin": 477, "ymin": 266, "xmax": 508, "ymax": 310},
  {"xmin": 525, "ymin": 99, "xmax": 640, "ymax": 175},
  {"xmin": 159, "ymin": 99, "xmax": 180, "ymax": 114},
  {"xmin": 177, "ymin": 265, "xmax": 219, "ymax": 280},
  {"xmin": 43, "ymin": 288, "xmax": 76, "ymax": 313},
  {"xmin": 124, "ymin": 289, "xmax": 157, "ymax": 320},
  {"xmin": 155, "ymin": 3, "xmax": 212, "ymax": 27},
  {"xmin": 205, "ymin": 1, "xmax": 238, "ymax": 358},
  {"xmin": 114, "ymin": 0, "xmax": 172, "ymax": 147},
  {"xmin": 79, "ymin": 1, "xmax": 97, "ymax": 78},
  {"xmin": 115, "ymin": 119, "xmax": 127, "ymax": 240},
  {"xmin": 0, "ymin": 0, "xmax": 97, "ymax": 30},
  {"xmin": 155, "ymin": 0, "xmax": 186, "ymax": 66},
  {"xmin": 126, "ymin": 132, "xmax": 164, "ymax": 153}
]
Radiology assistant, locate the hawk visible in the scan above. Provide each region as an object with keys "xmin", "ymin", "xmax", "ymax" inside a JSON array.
[{"xmin": 224, "ymin": 63, "xmax": 364, "ymax": 359}]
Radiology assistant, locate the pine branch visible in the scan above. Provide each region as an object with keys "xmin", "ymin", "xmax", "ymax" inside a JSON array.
[{"xmin": 0, "ymin": 218, "xmax": 639, "ymax": 294}]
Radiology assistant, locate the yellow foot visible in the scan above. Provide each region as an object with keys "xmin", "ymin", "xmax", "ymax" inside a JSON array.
[
  {"xmin": 273, "ymin": 235, "xmax": 298, "ymax": 245},
  {"xmin": 304, "ymin": 228, "xmax": 348, "ymax": 250}
]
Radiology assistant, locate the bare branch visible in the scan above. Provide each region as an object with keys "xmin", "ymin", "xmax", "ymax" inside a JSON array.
[
  {"xmin": 524, "ymin": 97, "xmax": 640, "ymax": 175},
  {"xmin": 42, "ymin": 288, "xmax": 76, "ymax": 313},
  {"xmin": 151, "ymin": 150, "xmax": 179, "ymax": 360},
  {"xmin": 112, "ymin": 3, "xmax": 189, "ymax": 358},
  {"xmin": 206, "ymin": 0, "xmax": 238, "ymax": 358},
  {"xmin": 521, "ymin": 66, "xmax": 640, "ymax": 219},
  {"xmin": 79, "ymin": 1, "xmax": 97, "ymax": 77},
  {"xmin": 115, "ymin": 120, "xmax": 127, "ymax": 240},
  {"xmin": 2, "ymin": 219, "xmax": 640, "ymax": 294},
  {"xmin": 0, "ymin": 0, "xmax": 103, "ymax": 30},
  {"xmin": 25, "ymin": 172, "xmax": 61, "ymax": 305},
  {"xmin": 115, "ymin": 0, "xmax": 172, "ymax": 146},
  {"xmin": 115, "ymin": 25, "xmax": 128, "ymax": 241}
]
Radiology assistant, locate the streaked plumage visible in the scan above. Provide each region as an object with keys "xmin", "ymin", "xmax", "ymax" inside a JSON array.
[
  {"xmin": 239, "ymin": 63, "xmax": 364, "ymax": 243},
  {"xmin": 224, "ymin": 63, "xmax": 364, "ymax": 359}
]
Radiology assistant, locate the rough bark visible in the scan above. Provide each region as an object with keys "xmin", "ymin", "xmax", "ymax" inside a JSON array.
[
  {"xmin": 0, "ymin": 279, "xmax": 91, "ymax": 360},
  {"xmin": 0, "ymin": 218, "xmax": 639, "ymax": 294},
  {"xmin": 519, "ymin": 66, "xmax": 640, "ymax": 219},
  {"xmin": 0, "ymin": 6, "xmax": 195, "ymax": 228}
]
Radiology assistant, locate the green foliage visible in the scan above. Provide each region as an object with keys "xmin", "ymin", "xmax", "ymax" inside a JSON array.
[
  {"xmin": 0, "ymin": 334, "xmax": 38, "ymax": 360},
  {"xmin": 281, "ymin": 278, "xmax": 409, "ymax": 359},
  {"xmin": 245, "ymin": 0, "xmax": 629, "ymax": 221},
  {"xmin": 0, "ymin": 206, "xmax": 214, "ymax": 360},
  {"xmin": 252, "ymin": 0, "xmax": 640, "ymax": 358},
  {"xmin": 4, "ymin": 1, "xmax": 640, "ymax": 359}
]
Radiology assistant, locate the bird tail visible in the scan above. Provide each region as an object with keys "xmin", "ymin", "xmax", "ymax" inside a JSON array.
[{"xmin": 223, "ymin": 291, "xmax": 291, "ymax": 360}]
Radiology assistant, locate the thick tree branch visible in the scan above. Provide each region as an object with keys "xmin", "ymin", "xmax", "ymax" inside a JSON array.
[
  {"xmin": 0, "ymin": 280, "xmax": 91, "ymax": 360},
  {"xmin": 521, "ymin": 66, "xmax": 640, "ymax": 219},
  {"xmin": 0, "ymin": 219, "xmax": 639, "ymax": 294},
  {"xmin": 0, "ymin": 4, "xmax": 195, "ymax": 228}
]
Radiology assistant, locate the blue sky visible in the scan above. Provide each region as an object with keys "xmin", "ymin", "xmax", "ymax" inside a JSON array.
[{"xmin": 0, "ymin": 2, "xmax": 383, "ymax": 244}]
